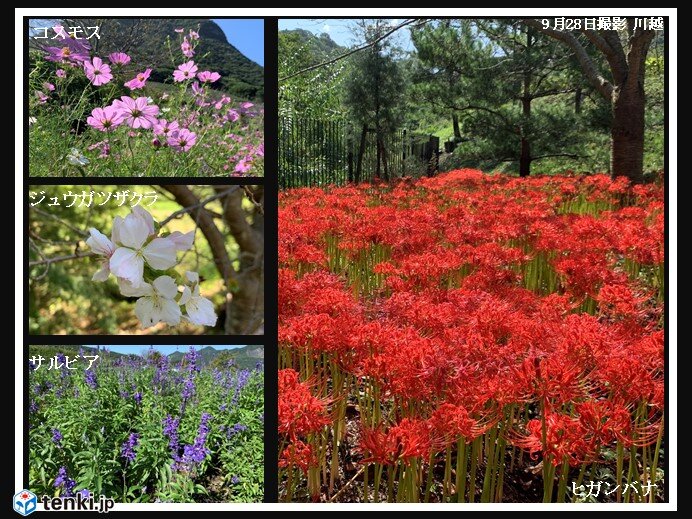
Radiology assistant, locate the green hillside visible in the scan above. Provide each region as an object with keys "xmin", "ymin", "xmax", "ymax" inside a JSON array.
[
  {"xmin": 28, "ymin": 345, "xmax": 264, "ymax": 371},
  {"xmin": 29, "ymin": 345, "xmax": 132, "ymax": 360},
  {"xmin": 281, "ymin": 28, "xmax": 345, "ymax": 58},
  {"xmin": 168, "ymin": 345, "xmax": 264, "ymax": 370}
]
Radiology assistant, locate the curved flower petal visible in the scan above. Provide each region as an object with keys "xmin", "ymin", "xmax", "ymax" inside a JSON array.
[
  {"xmin": 179, "ymin": 286, "xmax": 192, "ymax": 306},
  {"xmin": 92, "ymin": 259, "xmax": 111, "ymax": 282},
  {"xmin": 118, "ymin": 278, "xmax": 152, "ymax": 298},
  {"xmin": 185, "ymin": 295, "xmax": 217, "ymax": 326},
  {"xmin": 142, "ymin": 237, "xmax": 177, "ymax": 270},
  {"xmin": 169, "ymin": 230, "xmax": 195, "ymax": 251},
  {"xmin": 135, "ymin": 295, "xmax": 181, "ymax": 328},
  {"xmin": 132, "ymin": 206, "xmax": 156, "ymax": 236},
  {"xmin": 134, "ymin": 297, "xmax": 157, "ymax": 328},
  {"xmin": 110, "ymin": 247, "xmax": 144, "ymax": 286},
  {"xmin": 111, "ymin": 215, "xmax": 124, "ymax": 244},
  {"xmin": 118, "ymin": 213, "xmax": 149, "ymax": 250},
  {"xmin": 86, "ymin": 228, "xmax": 114, "ymax": 256},
  {"xmin": 158, "ymin": 297, "xmax": 182, "ymax": 325},
  {"xmin": 185, "ymin": 271, "xmax": 200, "ymax": 284},
  {"xmin": 152, "ymin": 275, "xmax": 179, "ymax": 299}
]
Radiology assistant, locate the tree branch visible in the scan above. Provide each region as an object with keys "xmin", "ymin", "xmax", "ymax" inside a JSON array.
[
  {"xmin": 600, "ymin": 30, "xmax": 628, "ymax": 82},
  {"xmin": 279, "ymin": 19, "xmax": 423, "ymax": 82},
  {"xmin": 626, "ymin": 28, "xmax": 656, "ymax": 89},
  {"xmin": 522, "ymin": 19, "xmax": 613, "ymax": 100},
  {"xmin": 532, "ymin": 153, "xmax": 583, "ymax": 161},
  {"xmin": 159, "ymin": 186, "xmax": 240, "ymax": 227},
  {"xmin": 583, "ymin": 30, "xmax": 626, "ymax": 84},
  {"xmin": 29, "ymin": 250, "xmax": 94, "ymax": 267}
]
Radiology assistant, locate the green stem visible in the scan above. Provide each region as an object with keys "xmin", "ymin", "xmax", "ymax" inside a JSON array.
[
  {"xmin": 469, "ymin": 436, "xmax": 481, "ymax": 503},
  {"xmin": 649, "ymin": 415, "xmax": 664, "ymax": 503},
  {"xmin": 616, "ymin": 441, "xmax": 624, "ymax": 503},
  {"xmin": 443, "ymin": 445, "xmax": 452, "ymax": 501},
  {"xmin": 424, "ymin": 451, "xmax": 435, "ymax": 503},
  {"xmin": 557, "ymin": 458, "xmax": 569, "ymax": 503},
  {"xmin": 456, "ymin": 438, "xmax": 467, "ymax": 503}
]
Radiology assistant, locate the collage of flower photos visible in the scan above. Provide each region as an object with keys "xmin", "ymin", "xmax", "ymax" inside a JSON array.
[{"xmin": 20, "ymin": 11, "xmax": 673, "ymax": 513}]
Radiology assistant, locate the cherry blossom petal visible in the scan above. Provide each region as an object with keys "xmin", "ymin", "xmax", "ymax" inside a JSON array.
[
  {"xmin": 169, "ymin": 230, "xmax": 195, "ymax": 251},
  {"xmin": 179, "ymin": 285, "xmax": 192, "ymax": 306},
  {"xmin": 152, "ymin": 275, "xmax": 179, "ymax": 299},
  {"xmin": 86, "ymin": 228, "xmax": 114, "ymax": 256},
  {"xmin": 110, "ymin": 247, "xmax": 144, "ymax": 286},
  {"xmin": 185, "ymin": 294, "xmax": 217, "ymax": 326},
  {"xmin": 92, "ymin": 259, "xmax": 111, "ymax": 282},
  {"xmin": 142, "ymin": 237, "xmax": 177, "ymax": 270},
  {"xmin": 118, "ymin": 213, "xmax": 149, "ymax": 249},
  {"xmin": 111, "ymin": 215, "xmax": 124, "ymax": 244},
  {"xmin": 134, "ymin": 297, "xmax": 157, "ymax": 328},
  {"xmin": 132, "ymin": 206, "xmax": 156, "ymax": 236},
  {"xmin": 158, "ymin": 297, "xmax": 182, "ymax": 325},
  {"xmin": 118, "ymin": 278, "xmax": 152, "ymax": 298}
]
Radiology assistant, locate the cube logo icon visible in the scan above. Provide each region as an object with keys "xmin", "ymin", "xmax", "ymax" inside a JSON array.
[{"xmin": 13, "ymin": 490, "xmax": 37, "ymax": 516}]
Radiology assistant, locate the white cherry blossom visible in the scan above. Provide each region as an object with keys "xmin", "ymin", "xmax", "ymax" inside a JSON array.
[
  {"xmin": 86, "ymin": 228, "xmax": 115, "ymax": 281},
  {"xmin": 109, "ymin": 211, "xmax": 177, "ymax": 287},
  {"xmin": 180, "ymin": 282, "xmax": 217, "ymax": 326},
  {"xmin": 131, "ymin": 275, "xmax": 182, "ymax": 328}
]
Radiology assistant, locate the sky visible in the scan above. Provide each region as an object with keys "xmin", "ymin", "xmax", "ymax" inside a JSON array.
[
  {"xmin": 278, "ymin": 18, "xmax": 414, "ymax": 52},
  {"xmin": 213, "ymin": 19, "xmax": 264, "ymax": 66},
  {"xmin": 84, "ymin": 345, "xmax": 247, "ymax": 356}
]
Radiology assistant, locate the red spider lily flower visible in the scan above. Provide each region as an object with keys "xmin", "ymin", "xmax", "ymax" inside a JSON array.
[
  {"xmin": 278, "ymin": 369, "xmax": 331, "ymax": 439},
  {"xmin": 279, "ymin": 439, "xmax": 317, "ymax": 475}
]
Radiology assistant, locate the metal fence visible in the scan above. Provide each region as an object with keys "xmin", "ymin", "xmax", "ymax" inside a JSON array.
[{"xmin": 279, "ymin": 116, "xmax": 440, "ymax": 189}]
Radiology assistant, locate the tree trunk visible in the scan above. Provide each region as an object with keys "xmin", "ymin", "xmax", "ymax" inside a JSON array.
[
  {"xmin": 381, "ymin": 139, "xmax": 390, "ymax": 180},
  {"xmin": 519, "ymin": 137, "xmax": 531, "ymax": 178},
  {"xmin": 519, "ymin": 92, "xmax": 532, "ymax": 178},
  {"xmin": 219, "ymin": 186, "xmax": 264, "ymax": 334},
  {"xmin": 452, "ymin": 113, "xmax": 462, "ymax": 142},
  {"xmin": 375, "ymin": 138, "xmax": 382, "ymax": 179},
  {"xmin": 610, "ymin": 83, "xmax": 646, "ymax": 183},
  {"xmin": 355, "ymin": 125, "xmax": 367, "ymax": 184},
  {"xmin": 519, "ymin": 27, "xmax": 532, "ymax": 178},
  {"xmin": 574, "ymin": 87, "xmax": 582, "ymax": 114}
]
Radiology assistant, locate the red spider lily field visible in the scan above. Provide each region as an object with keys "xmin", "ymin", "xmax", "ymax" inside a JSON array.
[{"xmin": 278, "ymin": 169, "xmax": 664, "ymax": 503}]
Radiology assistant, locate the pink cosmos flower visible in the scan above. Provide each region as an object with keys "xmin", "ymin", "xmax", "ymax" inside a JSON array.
[
  {"xmin": 167, "ymin": 129, "xmax": 197, "ymax": 152},
  {"xmin": 153, "ymin": 119, "xmax": 179, "ymax": 138},
  {"xmin": 181, "ymin": 38, "xmax": 195, "ymax": 58},
  {"xmin": 56, "ymin": 69, "xmax": 66, "ymax": 78},
  {"xmin": 227, "ymin": 109, "xmax": 240, "ymax": 122},
  {"xmin": 124, "ymin": 68, "xmax": 152, "ymax": 90},
  {"xmin": 35, "ymin": 91, "xmax": 49, "ymax": 104},
  {"xmin": 84, "ymin": 57, "xmax": 113, "ymax": 86},
  {"xmin": 191, "ymin": 81, "xmax": 204, "ymax": 96},
  {"xmin": 86, "ymin": 106, "xmax": 124, "ymax": 132},
  {"xmin": 240, "ymin": 102, "xmax": 254, "ymax": 110},
  {"xmin": 44, "ymin": 36, "xmax": 90, "ymax": 64},
  {"xmin": 88, "ymin": 140, "xmax": 111, "ymax": 158},
  {"xmin": 174, "ymin": 28, "xmax": 184, "ymax": 33},
  {"xmin": 235, "ymin": 157, "xmax": 252, "ymax": 174},
  {"xmin": 196, "ymin": 70, "xmax": 220, "ymax": 83},
  {"xmin": 109, "ymin": 52, "xmax": 131, "ymax": 66},
  {"xmin": 214, "ymin": 95, "xmax": 230, "ymax": 110},
  {"xmin": 189, "ymin": 30, "xmax": 200, "ymax": 40},
  {"xmin": 112, "ymin": 96, "xmax": 160, "ymax": 129},
  {"xmin": 173, "ymin": 61, "xmax": 198, "ymax": 82},
  {"xmin": 43, "ymin": 82, "xmax": 55, "ymax": 92}
]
